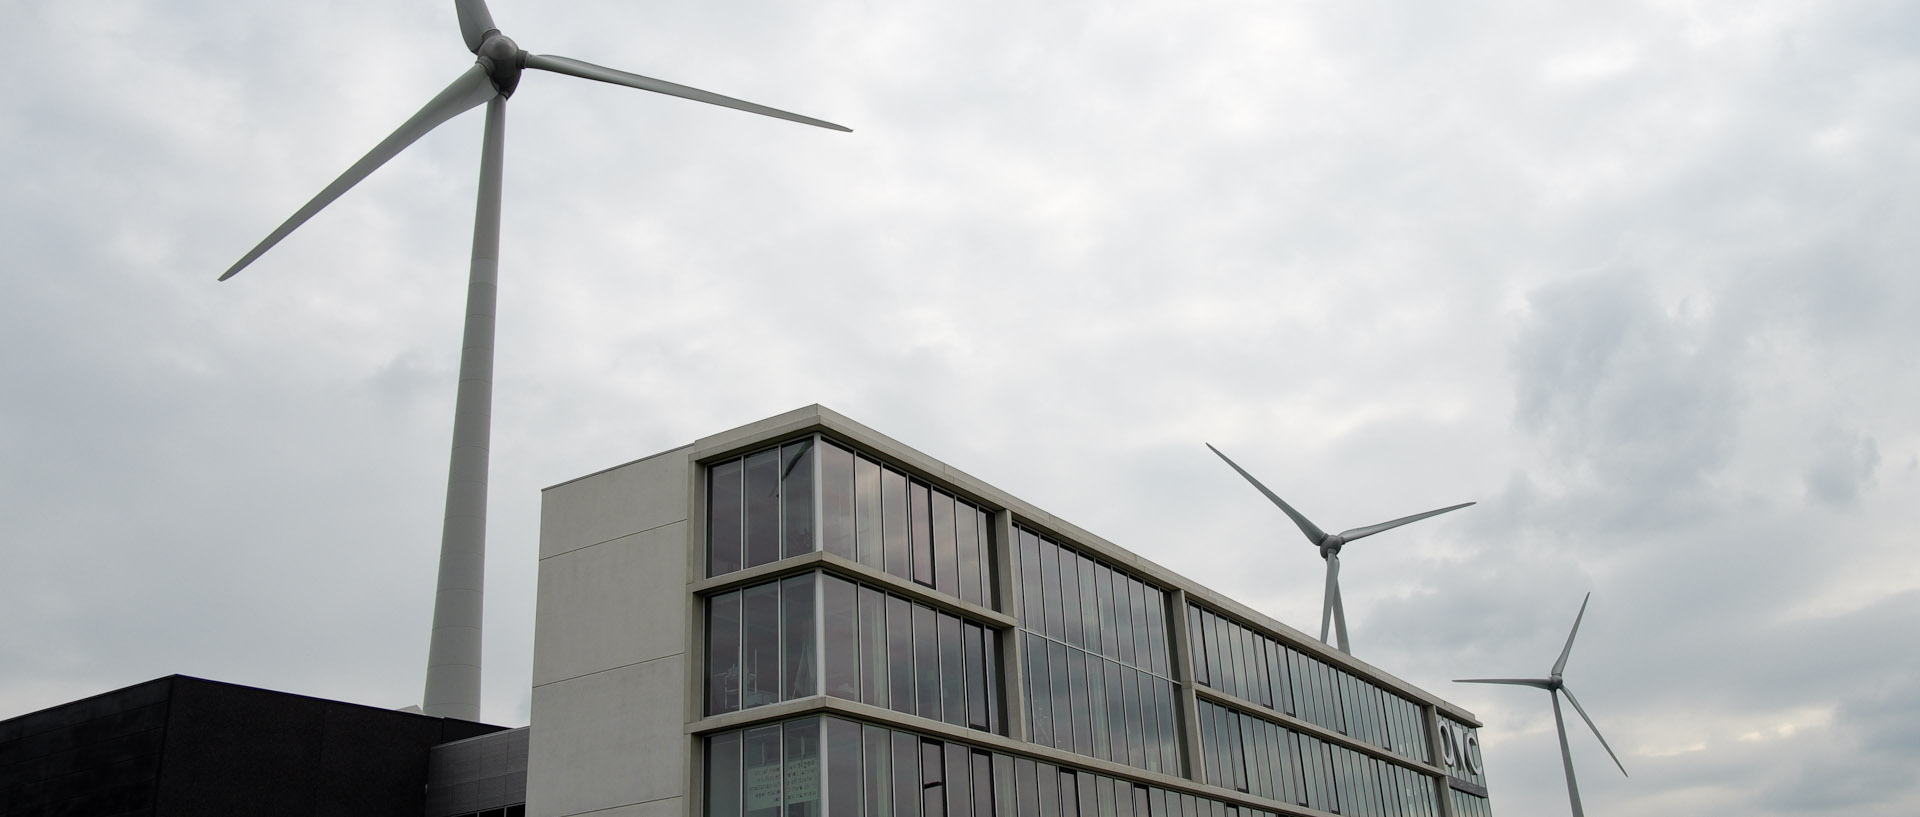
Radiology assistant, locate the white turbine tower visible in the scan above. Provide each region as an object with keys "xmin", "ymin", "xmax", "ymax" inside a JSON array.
[
  {"xmin": 218, "ymin": 0, "xmax": 848, "ymax": 721},
  {"xmin": 1456, "ymin": 593, "xmax": 1628, "ymax": 817},
  {"xmin": 1206, "ymin": 444, "xmax": 1473, "ymax": 654}
]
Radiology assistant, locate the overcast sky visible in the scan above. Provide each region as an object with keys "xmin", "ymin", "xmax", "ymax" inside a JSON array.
[{"xmin": 5, "ymin": 0, "xmax": 1918, "ymax": 814}]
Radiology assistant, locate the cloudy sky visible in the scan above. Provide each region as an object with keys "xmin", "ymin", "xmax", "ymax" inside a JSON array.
[{"xmin": 5, "ymin": 0, "xmax": 1917, "ymax": 813}]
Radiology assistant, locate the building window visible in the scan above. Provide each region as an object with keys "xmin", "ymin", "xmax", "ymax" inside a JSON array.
[
  {"xmin": 709, "ymin": 437, "xmax": 997, "ymax": 611},
  {"xmin": 707, "ymin": 570, "xmax": 1003, "ymax": 731},
  {"xmin": 1192, "ymin": 699, "xmax": 1442, "ymax": 817},
  {"xmin": 706, "ymin": 718, "xmax": 1298, "ymax": 817},
  {"xmin": 1011, "ymin": 527, "xmax": 1179, "ymax": 774},
  {"xmin": 1188, "ymin": 605, "xmax": 1431, "ymax": 764}
]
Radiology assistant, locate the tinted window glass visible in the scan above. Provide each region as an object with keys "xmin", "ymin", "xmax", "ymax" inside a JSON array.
[
  {"xmin": 710, "ymin": 460, "xmax": 744, "ymax": 576},
  {"xmin": 820, "ymin": 441, "xmax": 855, "ymax": 560},
  {"xmin": 855, "ymin": 456, "xmax": 883, "ymax": 569},
  {"xmin": 823, "ymin": 575, "xmax": 859, "ymax": 701},
  {"xmin": 709, "ymin": 730, "xmax": 743, "ymax": 817},
  {"xmin": 782, "ymin": 441, "xmax": 816, "ymax": 559},
  {"xmin": 709, "ymin": 591, "xmax": 742, "ymax": 714},
  {"xmin": 745, "ymin": 449, "xmax": 781, "ymax": 569},
  {"xmin": 883, "ymin": 469, "xmax": 910, "ymax": 577}
]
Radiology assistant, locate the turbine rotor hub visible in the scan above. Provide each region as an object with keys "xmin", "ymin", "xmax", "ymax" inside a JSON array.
[
  {"xmin": 1320, "ymin": 536, "xmax": 1345, "ymax": 557},
  {"xmin": 475, "ymin": 31, "xmax": 525, "ymax": 97}
]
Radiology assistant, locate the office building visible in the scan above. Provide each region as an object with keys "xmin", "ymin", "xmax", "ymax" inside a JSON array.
[{"xmin": 529, "ymin": 405, "xmax": 1494, "ymax": 817}]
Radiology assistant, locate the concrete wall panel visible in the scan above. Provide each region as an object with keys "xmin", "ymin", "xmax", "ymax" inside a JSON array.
[
  {"xmin": 533, "ymin": 521, "xmax": 689, "ymax": 688},
  {"xmin": 540, "ymin": 447, "xmax": 691, "ymax": 560},
  {"xmin": 527, "ymin": 656, "xmax": 687, "ymax": 817}
]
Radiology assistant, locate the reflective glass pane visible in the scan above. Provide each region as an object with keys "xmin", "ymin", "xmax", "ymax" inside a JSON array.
[
  {"xmin": 1136, "ymin": 670, "xmax": 1159, "ymax": 774},
  {"xmin": 1057, "ymin": 548, "xmax": 1082, "ymax": 649},
  {"xmin": 745, "ymin": 449, "xmax": 781, "ymax": 569},
  {"xmin": 1250, "ymin": 631, "xmax": 1271, "ymax": 708},
  {"xmin": 945, "ymin": 742, "xmax": 970, "ymax": 817},
  {"xmin": 883, "ymin": 469, "xmax": 910, "ymax": 578},
  {"xmin": 1015, "ymin": 757, "xmax": 1039, "ymax": 817},
  {"xmin": 1039, "ymin": 542, "xmax": 1064, "ymax": 641},
  {"xmin": 915, "ymin": 604, "xmax": 941, "ymax": 718},
  {"xmin": 975, "ymin": 509, "xmax": 995, "ymax": 609},
  {"xmin": 1025, "ymin": 633, "xmax": 1053, "ymax": 746},
  {"xmin": 1086, "ymin": 653, "xmax": 1110, "ymax": 761},
  {"xmin": 921, "ymin": 741, "xmax": 944, "ymax": 817},
  {"xmin": 824, "ymin": 575, "xmax": 859, "ymax": 701},
  {"xmin": 1099, "ymin": 566, "xmax": 1128, "ymax": 668},
  {"xmin": 892, "ymin": 731, "xmax": 921, "ymax": 817},
  {"xmin": 826, "ymin": 718, "xmax": 861, "ymax": 817},
  {"xmin": 964, "ymin": 622, "xmax": 989, "ymax": 730},
  {"xmin": 1122, "ymin": 669, "xmax": 1144, "ymax": 770},
  {"xmin": 821, "ymin": 441, "xmax": 856, "ymax": 560},
  {"xmin": 782, "ymin": 441, "xmax": 816, "ymax": 559},
  {"xmin": 743, "ymin": 583, "xmax": 781, "ymax": 708},
  {"xmin": 888, "ymin": 596, "xmax": 915, "ymax": 714},
  {"xmin": 1188, "ymin": 605, "xmax": 1208, "ymax": 687},
  {"xmin": 783, "ymin": 574, "xmax": 818, "ymax": 699},
  {"xmin": 1143, "ymin": 588, "xmax": 1169, "ymax": 677},
  {"xmin": 972, "ymin": 751, "xmax": 994, "ymax": 817},
  {"xmin": 708, "ymin": 591, "xmax": 742, "ymax": 714},
  {"xmin": 956, "ymin": 503, "xmax": 982, "ymax": 606},
  {"xmin": 933, "ymin": 492, "xmax": 959, "ymax": 597},
  {"xmin": 864, "ymin": 724, "xmax": 893, "ymax": 817},
  {"xmin": 1102, "ymin": 660, "xmax": 1126, "ymax": 768},
  {"xmin": 910, "ymin": 483, "xmax": 934, "ymax": 587},
  {"xmin": 1035, "ymin": 764, "xmax": 1058, "ymax": 817},
  {"xmin": 1127, "ymin": 581, "xmax": 1150, "ymax": 680},
  {"xmin": 993, "ymin": 754, "xmax": 1016, "ymax": 817},
  {"xmin": 709, "ymin": 730, "xmax": 743, "ymax": 817},
  {"xmin": 745, "ymin": 725, "xmax": 783, "ymax": 817},
  {"xmin": 1057, "ymin": 770, "xmax": 1078, "ymax": 817},
  {"xmin": 1018, "ymin": 530, "xmax": 1043, "ymax": 626},
  {"xmin": 856, "ymin": 456, "xmax": 884, "ymax": 569},
  {"xmin": 940, "ymin": 613, "xmax": 966, "ymax": 726},
  {"xmin": 710, "ymin": 460, "xmax": 744, "ymax": 576},
  {"xmin": 1067, "ymin": 649, "xmax": 1092, "ymax": 756},
  {"xmin": 860, "ymin": 586, "xmax": 890, "ymax": 709},
  {"xmin": 785, "ymin": 718, "xmax": 821, "ymax": 817},
  {"xmin": 984, "ymin": 629, "xmax": 1002, "ymax": 734},
  {"xmin": 1076, "ymin": 554, "xmax": 1100, "ymax": 656}
]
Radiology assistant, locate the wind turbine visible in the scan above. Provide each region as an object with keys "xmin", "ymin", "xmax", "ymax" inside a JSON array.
[
  {"xmin": 1456, "ymin": 593, "xmax": 1627, "ymax": 817},
  {"xmin": 1205, "ymin": 444, "xmax": 1472, "ymax": 654},
  {"xmin": 218, "ymin": 0, "xmax": 848, "ymax": 722}
]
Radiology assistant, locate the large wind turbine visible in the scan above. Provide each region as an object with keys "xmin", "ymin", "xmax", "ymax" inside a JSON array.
[
  {"xmin": 1456, "ymin": 593, "xmax": 1628, "ymax": 817},
  {"xmin": 218, "ymin": 0, "xmax": 848, "ymax": 721},
  {"xmin": 1206, "ymin": 444, "xmax": 1472, "ymax": 654}
]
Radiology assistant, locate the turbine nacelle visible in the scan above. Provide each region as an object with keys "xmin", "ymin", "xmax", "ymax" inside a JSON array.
[{"xmin": 474, "ymin": 32, "xmax": 524, "ymax": 97}]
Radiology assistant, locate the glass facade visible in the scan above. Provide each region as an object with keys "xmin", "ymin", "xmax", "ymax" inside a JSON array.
[
  {"xmin": 706, "ymin": 716, "xmax": 1289, "ymax": 817},
  {"xmin": 711, "ymin": 437, "xmax": 996, "ymax": 611},
  {"xmin": 1194, "ymin": 700, "xmax": 1439, "ymax": 817},
  {"xmin": 709, "ymin": 571, "xmax": 1003, "ymax": 731},
  {"xmin": 699, "ymin": 431, "xmax": 1490, "ymax": 817},
  {"xmin": 1012, "ymin": 527, "xmax": 1179, "ymax": 775},
  {"xmin": 1188, "ymin": 606, "xmax": 1429, "ymax": 764}
]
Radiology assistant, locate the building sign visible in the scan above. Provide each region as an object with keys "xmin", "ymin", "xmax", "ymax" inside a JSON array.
[{"xmin": 1439, "ymin": 721, "xmax": 1483, "ymax": 777}]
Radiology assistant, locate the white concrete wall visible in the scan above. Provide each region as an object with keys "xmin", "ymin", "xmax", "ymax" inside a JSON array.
[{"xmin": 529, "ymin": 446, "xmax": 694, "ymax": 817}]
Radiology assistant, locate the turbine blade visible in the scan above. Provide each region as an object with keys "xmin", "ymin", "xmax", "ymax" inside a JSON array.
[
  {"xmin": 219, "ymin": 65, "xmax": 498, "ymax": 281},
  {"xmin": 1336, "ymin": 501, "xmax": 1475, "ymax": 542},
  {"xmin": 1561, "ymin": 685, "xmax": 1628, "ymax": 777},
  {"xmin": 522, "ymin": 54, "xmax": 852, "ymax": 132},
  {"xmin": 1553, "ymin": 592, "xmax": 1592, "ymax": 677},
  {"xmin": 1331, "ymin": 569, "xmax": 1350, "ymax": 653},
  {"xmin": 456, "ymin": 0, "xmax": 497, "ymax": 53},
  {"xmin": 1454, "ymin": 678, "xmax": 1553, "ymax": 688},
  {"xmin": 1205, "ymin": 444, "xmax": 1330, "ymax": 545},
  {"xmin": 1320, "ymin": 553, "xmax": 1340, "ymax": 645}
]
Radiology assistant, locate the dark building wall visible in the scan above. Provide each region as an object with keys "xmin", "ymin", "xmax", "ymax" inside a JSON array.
[
  {"xmin": 0, "ymin": 677, "xmax": 170, "ymax": 817},
  {"xmin": 1, "ymin": 676, "xmax": 504, "ymax": 817}
]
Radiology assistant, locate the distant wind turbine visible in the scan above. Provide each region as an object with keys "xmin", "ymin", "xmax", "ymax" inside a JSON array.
[
  {"xmin": 1206, "ymin": 443, "xmax": 1473, "ymax": 654},
  {"xmin": 1456, "ymin": 592, "xmax": 1628, "ymax": 817},
  {"xmin": 218, "ymin": 0, "xmax": 848, "ymax": 721}
]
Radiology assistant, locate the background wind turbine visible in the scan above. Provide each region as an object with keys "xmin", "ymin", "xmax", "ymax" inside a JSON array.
[
  {"xmin": 1206, "ymin": 443, "xmax": 1473, "ymax": 654},
  {"xmin": 218, "ymin": 0, "xmax": 847, "ymax": 722},
  {"xmin": 1457, "ymin": 592, "xmax": 1628, "ymax": 817}
]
